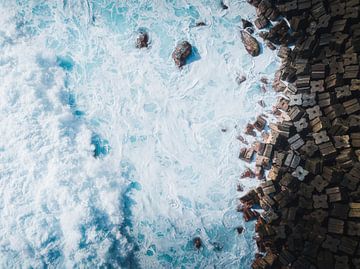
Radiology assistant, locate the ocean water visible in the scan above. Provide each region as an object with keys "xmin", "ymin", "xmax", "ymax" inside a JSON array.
[{"xmin": 0, "ymin": 0, "xmax": 279, "ymax": 268}]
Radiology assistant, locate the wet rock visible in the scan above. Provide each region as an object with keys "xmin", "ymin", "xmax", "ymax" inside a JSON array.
[
  {"xmin": 242, "ymin": 206, "xmax": 260, "ymax": 221},
  {"xmin": 240, "ymin": 30, "xmax": 260, "ymax": 56},
  {"xmin": 241, "ymin": 167, "xmax": 256, "ymax": 178},
  {"xmin": 220, "ymin": 1, "xmax": 228, "ymax": 9},
  {"xmin": 195, "ymin": 21, "xmax": 206, "ymax": 27},
  {"xmin": 211, "ymin": 242, "xmax": 223, "ymax": 251},
  {"xmin": 258, "ymin": 100, "xmax": 266, "ymax": 107},
  {"xmin": 242, "ymin": 19, "xmax": 253, "ymax": 29},
  {"xmin": 193, "ymin": 237, "xmax": 202, "ymax": 249},
  {"xmin": 260, "ymin": 77, "xmax": 269, "ymax": 84},
  {"xmin": 245, "ymin": 123, "xmax": 257, "ymax": 137},
  {"xmin": 172, "ymin": 41, "xmax": 192, "ymax": 67},
  {"xmin": 258, "ymin": 31, "xmax": 269, "ymax": 40},
  {"xmin": 237, "ymin": 184, "xmax": 244, "ymax": 192},
  {"xmin": 237, "ymin": 135, "xmax": 249, "ymax": 145},
  {"xmin": 236, "ymin": 75, "xmax": 247, "ymax": 85},
  {"xmin": 136, "ymin": 32, "xmax": 149, "ymax": 48},
  {"xmin": 265, "ymin": 40, "xmax": 276, "ymax": 50},
  {"xmin": 237, "ymin": 226, "xmax": 244, "ymax": 234}
]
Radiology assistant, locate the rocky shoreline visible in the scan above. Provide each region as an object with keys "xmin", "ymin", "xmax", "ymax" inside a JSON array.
[{"xmin": 238, "ymin": 1, "xmax": 360, "ymax": 268}]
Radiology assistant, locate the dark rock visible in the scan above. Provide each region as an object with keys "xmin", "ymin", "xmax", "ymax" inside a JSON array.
[
  {"xmin": 242, "ymin": 206, "xmax": 260, "ymax": 221},
  {"xmin": 195, "ymin": 22, "xmax": 206, "ymax": 27},
  {"xmin": 236, "ymin": 75, "xmax": 246, "ymax": 85},
  {"xmin": 254, "ymin": 15, "xmax": 269, "ymax": 29},
  {"xmin": 193, "ymin": 237, "xmax": 202, "ymax": 249},
  {"xmin": 172, "ymin": 41, "xmax": 192, "ymax": 67},
  {"xmin": 258, "ymin": 100, "xmax": 266, "ymax": 107},
  {"xmin": 245, "ymin": 123, "xmax": 257, "ymax": 136},
  {"xmin": 240, "ymin": 30, "xmax": 260, "ymax": 56},
  {"xmin": 240, "ymin": 167, "xmax": 256, "ymax": 178},
  {"xmin": 237, "ymin": 226, "xmax": 244, "ymax": 234},
  {"xmin": 220, "ymin": 1, "xmax": 228, "ymax": 9},
  {"xmin": 266, "ymin": 41, "xmax": 276, "ymax": 50},
  {"xmin": 136, "ymin": 32, "xmax": 149, "ymax": 48},
  {"xmin": 242, "ymin": 19, "xmax": 253, "ymax": 29}
]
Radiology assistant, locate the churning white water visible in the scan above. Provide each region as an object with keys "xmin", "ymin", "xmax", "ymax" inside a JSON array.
[{"xmin": 0, "ymin": 0, "xmax": 279, "ymax": 268}]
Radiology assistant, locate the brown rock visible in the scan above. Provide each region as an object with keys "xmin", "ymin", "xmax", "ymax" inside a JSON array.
[
  {"xmin": 241, "ymin": 167, "xmax": 256, "ymax": 178},
  {"xmin": 245, "ymin": 123, "xmax": 257, "ymax": 136},
  {"xmin": 172, "ymin": 41, "xmax": 192, "ymax": 67},
  {"xmin": 136, "ymin": 32, "xmax": 149, "ymax": 48},
  {"xmin": 240, "ymin": 30, "xmax": 260, "ymax": 56}
]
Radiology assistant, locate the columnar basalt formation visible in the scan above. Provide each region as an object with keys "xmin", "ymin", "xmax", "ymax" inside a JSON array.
[{"xmin": 238, "ymin": 1, "xmax": 360, "ymax": 268}]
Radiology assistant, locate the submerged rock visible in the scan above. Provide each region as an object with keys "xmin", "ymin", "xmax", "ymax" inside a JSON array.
[
  {"xmin": 136, "ymin": 32, "xmax": 149, "ymax": 48},
  {"xmin": 193, "ymin": 237, "xmax": 202, "ymax": 249},
  {"xmin": 220, "ymin": 1, "xmax": 228, "ymax": 9},
  {"xmin": 236, "ymin": 75, "xmax": 246, "ymax": 85},
  {"xmin": 240, "ymin": 30, "xmax": 260, "ymax": 57},
  {"xmin": 172, "ymin": 41, "xmax": 192, "ymax": 67}
]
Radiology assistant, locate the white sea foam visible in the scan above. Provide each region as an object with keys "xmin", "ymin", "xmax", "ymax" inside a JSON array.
[{"xmin": 0, "ymin": 0, "xmax": 279, "ymax": 268}]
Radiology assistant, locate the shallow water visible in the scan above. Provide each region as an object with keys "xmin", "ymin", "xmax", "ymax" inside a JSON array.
[{"xmin": 0, "ymin": 1, "xmax": 279, "ymax": 268}]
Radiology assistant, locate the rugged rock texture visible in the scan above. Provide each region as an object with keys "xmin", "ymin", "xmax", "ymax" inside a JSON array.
[
  {"xmin": 136, "ymin": 31, "xmax": 149, "ymax": 48},
  {"xmin": 240, "ymin": 30, "xmax": 261, "ymax": 57},
  {"xmin": 238, "ymin": 1, "xmax": 360, "ymax": 268},
  {"xmin": 172, "ymin": 41, "xmax": 192, "ymax": 67}
]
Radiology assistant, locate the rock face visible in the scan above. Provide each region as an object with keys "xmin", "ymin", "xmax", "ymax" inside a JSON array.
[
  {"xmin": 240, "ymin": 30, "xmax": 260, "ymax": 57},
  {"xmin": 136, "ymin": 32, "xmax": 149, "ymax": 48},
  {"xmin": 172, "ymin": 41, "xmax": 192, "ymax": 67}
]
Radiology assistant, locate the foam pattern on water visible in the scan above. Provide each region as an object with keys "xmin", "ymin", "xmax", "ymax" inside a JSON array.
[{"xmin": 0, "ymin": 0, "xmax": 279, "ymax": 268}]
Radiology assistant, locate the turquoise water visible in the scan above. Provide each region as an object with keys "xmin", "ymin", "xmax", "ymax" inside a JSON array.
[{"xmin": 0, "ymin": 0, "xmax": 279, "ymax": 268}]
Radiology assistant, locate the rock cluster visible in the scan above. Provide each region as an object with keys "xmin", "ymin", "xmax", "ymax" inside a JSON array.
[{"xmin": 238, "ymin": 0, "xmax": 360, "ymax": 268}]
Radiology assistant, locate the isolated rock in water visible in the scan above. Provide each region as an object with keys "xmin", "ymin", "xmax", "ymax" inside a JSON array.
[
  {"xmin": 236, "ymin": 226, "xmax": 244, "ymax": 234},
  {"xmin": 240, "ymin": 30, "xmax": 260, "ymax": 56},
  {"xmin": 195, "ymin": 21, "xmax": 206, "ymax": 27},
  {"xmin": 136, "ymin": 32, "xmax": 149, "ymax": 48},
  {"xmin": 172, "ymin": 41, "xmax": 192, "ymax": 67},
  {"xmin": 193, "ymin": 237, "xmax": 202, "ymax": 249},
  {"xmin": 220, "ymin": 1, "xmax": 228, "ymax": 9},
  {"xmin": 236, "ymin": 75, "xmax": 246, "ymax": 85}
]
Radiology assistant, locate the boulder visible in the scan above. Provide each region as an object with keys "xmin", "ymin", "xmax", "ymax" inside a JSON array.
[
  {"xmin": 240, "ymin": 30, "xmax": 260, "ymax": 56},
  {"xmin": 193, "ymin": 237, "xmax": 202, "ymax": 249},
  {"xmin": 172, "ymin": 41, "xmax": 192, "ymax": 67},
  {"xmin": 136, "ymin": 32, "xmax": 149, "ymax": 48}
]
